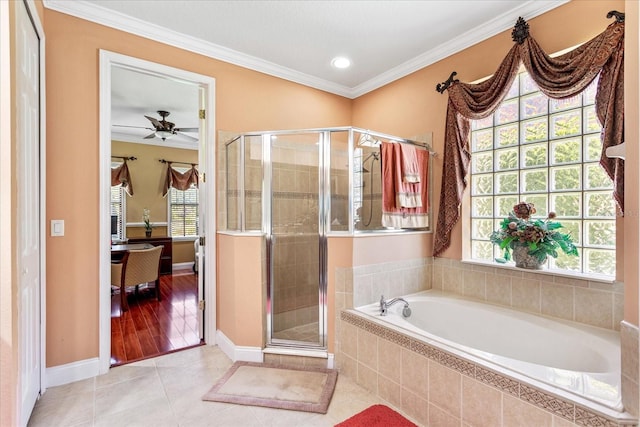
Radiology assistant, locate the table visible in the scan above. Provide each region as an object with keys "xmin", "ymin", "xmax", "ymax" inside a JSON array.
[
  {"xmin": 111, "ymin": 243, "xmax": 154, "ymax": 263},
  {"xmin": 110, "ymin": 243, "xmax": 154, "ymax": 254}
]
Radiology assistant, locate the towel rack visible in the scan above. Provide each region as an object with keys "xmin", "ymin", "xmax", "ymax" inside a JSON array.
[{"xmin": 356, "ymin": 130, "xmax": 437, "ymax": 157}]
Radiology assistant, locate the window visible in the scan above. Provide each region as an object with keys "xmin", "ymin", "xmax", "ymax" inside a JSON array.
[
  {"xmin": 168, "ymin": 167, "xmax": 199, "ymax": 237},
  {"xmin": 469, "ymin": 71, "xmax": 616, "ymax": 276},
  {"xmin": 110, "ymin": 185, "xmax": 125, "ymax": 240}
]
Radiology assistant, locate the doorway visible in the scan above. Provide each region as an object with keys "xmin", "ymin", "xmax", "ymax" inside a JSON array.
[
  {"xmin": 98, "ymin": 51, "xmax": 216, "ymax": 373},
  {"xmin": 266, "ymin": 132, "xmax": 327, "ymax": 348}
]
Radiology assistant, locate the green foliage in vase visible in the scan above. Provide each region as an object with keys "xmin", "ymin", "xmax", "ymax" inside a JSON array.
[{"xmin": 490, "ymin": 202, "xmax": 579, "ymax": 263}]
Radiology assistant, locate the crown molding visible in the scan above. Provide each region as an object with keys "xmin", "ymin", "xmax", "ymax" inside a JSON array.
[
  {"xmin": 351, "ymin": 0, "xmax": 570, "ymax": 97},
  {"xmin": 43, "ymin": 0, "xmax": 353, "ymax": 97},
  {"xmin": 44, "ymin": 0, "xmax": 568, "ymax": 99}
]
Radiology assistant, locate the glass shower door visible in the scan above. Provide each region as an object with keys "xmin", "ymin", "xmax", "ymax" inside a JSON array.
[{"xmin": 267, "ymin": 132, "xmax": 326, "ymax": 348}]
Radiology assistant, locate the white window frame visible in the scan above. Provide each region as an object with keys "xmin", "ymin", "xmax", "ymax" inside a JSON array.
[
  {"xmin": 110, "ymin": 172, "xmax": 126, "ymax": 241},
  {"xmin": 167, "ymin": 166, "xmax": 199, "ymax": 239}
]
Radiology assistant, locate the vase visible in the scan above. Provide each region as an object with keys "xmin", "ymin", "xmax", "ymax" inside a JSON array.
[
  {"xmin": 145, "ymin": 229, "xmax": 152, "ymax": 238},
  {"xmin": 511, "ymin": 243, "xmax": 545, "ymax": 270}
]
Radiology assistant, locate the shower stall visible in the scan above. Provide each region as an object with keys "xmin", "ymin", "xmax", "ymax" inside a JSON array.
[{"xmin": 222, "ymin": 127, "xmax": 432, "ymax": 350}]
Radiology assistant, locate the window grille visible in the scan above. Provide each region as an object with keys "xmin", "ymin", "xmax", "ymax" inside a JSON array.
[{"xmin": 469, "ymin": 71, "xmax": 616, "ymax": 276}]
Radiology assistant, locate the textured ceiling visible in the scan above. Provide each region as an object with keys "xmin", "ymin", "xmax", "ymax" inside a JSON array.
[
  {"xmin": 46, "ymin": 0, "xmax": 568, "ymax": 97},
  {"xmin": 44, "ymin": 0, "xmax": 568, "ymax": 146}
]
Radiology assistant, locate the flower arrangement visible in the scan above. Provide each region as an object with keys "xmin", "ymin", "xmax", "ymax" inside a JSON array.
[
  {"xmin": 490, "ymin": 202, "xmax": 578, "ymax": 264},
  {"xmin": 143, "ymin": 208, "xmax": 152, "ymax": 231}
]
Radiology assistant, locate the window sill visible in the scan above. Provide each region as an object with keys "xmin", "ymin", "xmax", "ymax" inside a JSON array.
[
  {"xmin": 461, "ymin": 258, "xmax": 616, "ymax": 284},
  {"xmin": 172, "ymin": 236, "xmax": 198, "ymax": 242}
]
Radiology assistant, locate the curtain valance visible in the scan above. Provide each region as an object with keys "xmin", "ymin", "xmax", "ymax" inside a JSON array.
[
  {"xmin": 111, "ymin": 160, "xmax": 134, "ymax": 196},
  {"xmin": 162, "ymin": 162, "xmax": 199, "ymax": 197},
  {"xmin": 433, "ymin": 16, "xmax": 624, "ymax": 257}
]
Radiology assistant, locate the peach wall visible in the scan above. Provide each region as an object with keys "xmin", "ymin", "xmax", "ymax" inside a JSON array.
[
  {"xmin": 40, "ymin": 0, "xmax": 636, "ymax": 369},
  {"xmin": 44, "ymin": 9, "xmax": 351, "ymax": 366},
  {"xmin": 217, "ymin": 234, "xmax": 263, "ymax": 347},
  {"xmin": 353, "ymin": 0, "xmax": 625, "ymax": 261}
]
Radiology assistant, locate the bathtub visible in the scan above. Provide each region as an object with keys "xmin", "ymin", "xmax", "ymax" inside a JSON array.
[{"xmin": 357, "ymin": 291, "xmax": 622, "ymax": 411}]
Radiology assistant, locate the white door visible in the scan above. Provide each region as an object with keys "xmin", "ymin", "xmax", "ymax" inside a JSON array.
[{"xmin": 16, "ymin": 1, "xmax": 42, "ymax": 424}]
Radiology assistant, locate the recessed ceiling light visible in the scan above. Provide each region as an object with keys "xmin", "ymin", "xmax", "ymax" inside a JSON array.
[{"xmin": 331, "ymin": 57, "xmax": 351, "ymax": 69}]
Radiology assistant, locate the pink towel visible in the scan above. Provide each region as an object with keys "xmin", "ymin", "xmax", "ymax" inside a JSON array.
[
  {"xmin": 400, "ymin": 144, "xmax": 420, "ymax": 184},
  {"xmin": 381, "ymin": 142, "xmax": 430, "ymax": 229}
]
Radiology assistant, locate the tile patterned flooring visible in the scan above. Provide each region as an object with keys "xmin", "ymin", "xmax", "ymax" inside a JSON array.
[{"xmin": 28, "ymin": 345, "xmax": 397, "ymax": 427}]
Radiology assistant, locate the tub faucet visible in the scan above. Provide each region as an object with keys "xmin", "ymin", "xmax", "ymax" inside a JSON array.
[{"xmin": 379, "ymin": 295, "xmax": 412, "ymax": 317}]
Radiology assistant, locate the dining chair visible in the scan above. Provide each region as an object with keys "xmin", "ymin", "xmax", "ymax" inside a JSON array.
[{"xmin": 110, "ymin": 245, "xmax": 163, "ymax": 312}]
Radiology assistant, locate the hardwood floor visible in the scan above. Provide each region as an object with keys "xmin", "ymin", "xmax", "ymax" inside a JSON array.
[{"xmin": 110, "ymin": 270, "xmax": 202, "ymax": 366}]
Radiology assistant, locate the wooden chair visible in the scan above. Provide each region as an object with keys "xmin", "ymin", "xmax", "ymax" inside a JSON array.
[{"xmin": 110, "ymin": 246, "xmax": 163, "ymax": 312}]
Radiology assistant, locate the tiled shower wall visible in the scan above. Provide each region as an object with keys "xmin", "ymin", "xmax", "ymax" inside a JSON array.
[{"xmin": 272, "ymin": 233, "xmax": 319, "ymax": 332}]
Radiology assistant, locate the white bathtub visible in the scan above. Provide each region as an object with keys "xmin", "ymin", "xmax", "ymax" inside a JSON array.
[{"xmin": 357, "ymin": 291, "xmax": 622, "ymax": 411}]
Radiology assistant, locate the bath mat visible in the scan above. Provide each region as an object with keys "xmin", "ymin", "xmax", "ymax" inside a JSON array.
[
  {"xmin": 202, "ymin": 361, "xmax": 337, "ymax": 414},
  {"xmin": 335, "ymin": 404, "xmax": 417, "ymax": 427}
]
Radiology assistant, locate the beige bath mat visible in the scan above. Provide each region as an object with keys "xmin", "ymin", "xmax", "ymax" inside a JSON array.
[{"xmin": 202, "ymin": 361, "xmax": 338, "ymax": 413}]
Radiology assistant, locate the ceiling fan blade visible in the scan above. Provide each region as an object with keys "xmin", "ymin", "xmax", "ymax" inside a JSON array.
[
  {"xmin": 176, "ymin": 131, "xmax": 199, "ymax": 141},
  {"xmin": 143, "ymin": 132, "xmax": 157, "ymax": 139},
  {"xmin": 174, "ymin": 127, "xmax": 199, "ymax": 133},
  {"xmin": 144, "ymin": 115, "xmax": 164, "ymax": 129},
  {"xmin": 113, "ymin": 124, "xmax": 151, "ymax": 129}
]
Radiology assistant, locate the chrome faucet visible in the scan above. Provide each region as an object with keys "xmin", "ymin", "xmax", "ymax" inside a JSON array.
[{"xmin": 379, "ymin": 295, "xmax": 412, "ymax": 317}]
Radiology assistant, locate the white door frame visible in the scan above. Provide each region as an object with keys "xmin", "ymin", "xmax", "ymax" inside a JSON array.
[{"xmin": 98, "ymin": 51, "xmax": 216, "ymax": 374}]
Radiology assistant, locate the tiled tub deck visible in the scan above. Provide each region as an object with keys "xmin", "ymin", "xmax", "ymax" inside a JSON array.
[{"xmin": 338, "ymin": 310, "xmax": 637, "ymax": 427}]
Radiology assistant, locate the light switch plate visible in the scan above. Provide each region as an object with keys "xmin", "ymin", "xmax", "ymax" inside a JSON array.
[{"xmin": 51, "ymin": 219, "xmax": 64, "ymax": 237}]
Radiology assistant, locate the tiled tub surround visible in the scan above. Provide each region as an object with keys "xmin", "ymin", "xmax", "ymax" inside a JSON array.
[
  {"xmin": 360, "ymin": 291, "xmax": 621, "ymax": 409},
  {"xmin": 432, "ymin": 258, "xmax": 624, "ymax": 331},
  {"xmin": 338, "ymin": 309, "xmax": 637, "ymax": 426},
  {"xmin": 621, "ymin": 321, "xmax": 640, "ymax": 417},
  {"xmin": 348, "ymin": 258, "xmax": 434, "ymax": 308}
]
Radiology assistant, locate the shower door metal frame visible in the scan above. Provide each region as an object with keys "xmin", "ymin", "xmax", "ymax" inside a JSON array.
[
  {"xmin": 224, "ymin": 126, "xmax": 433, "ymax": 351},
  {"xmin": 264, "ymin": 130, "xmax": 329, "ymax": 350}
]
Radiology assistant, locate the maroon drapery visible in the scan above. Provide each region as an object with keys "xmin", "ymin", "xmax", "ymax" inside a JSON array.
[
  {"xmin": 433, "ymin": 19, "xmax": 624, "ymax": 257},
  {"xmin": 162, "ymin": 163, "xmax": 199, "ymax": 197},
  {"xmin": 111, "ymin": 160, "xmax": 133, "ymax": 196}
]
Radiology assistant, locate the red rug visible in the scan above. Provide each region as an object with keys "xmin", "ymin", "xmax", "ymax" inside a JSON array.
[{"xmin": 335, "ymin": 404, "xmax": 417, "ymax": 427}]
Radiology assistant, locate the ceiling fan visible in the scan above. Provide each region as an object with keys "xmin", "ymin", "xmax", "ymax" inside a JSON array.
[{"xmin": 113, "ymin": 110, "xmax": 199, "ymax": 141}]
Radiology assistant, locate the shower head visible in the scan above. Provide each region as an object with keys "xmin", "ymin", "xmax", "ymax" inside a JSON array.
[
  {"xmin": 358, "ymin": 133, "xmax": 380, "ymax": 148},
  {"xmin": 361, "ymin": 152, "xmax": 380, "ymax": 173}
]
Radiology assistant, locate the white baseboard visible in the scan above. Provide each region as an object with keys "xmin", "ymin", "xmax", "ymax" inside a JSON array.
[
  {"xmin": 327, "ymin": 353, "xmax": 335, "ymax": 369},
  {"xmin": 216, "ymin": 330, "xmax": 263, "ymax": 363},
  {"xmin": 172, "ymin": 262, "xmax": 194, "ymax": 271},
  {"xmin": 45, "ymin": 357, "xmax": 100, "ymax": 388}
]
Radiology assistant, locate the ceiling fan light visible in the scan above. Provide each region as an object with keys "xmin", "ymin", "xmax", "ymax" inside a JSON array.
[{"xmin": 156, "ymin": 130, "xmax": 174, "ymax": 141}]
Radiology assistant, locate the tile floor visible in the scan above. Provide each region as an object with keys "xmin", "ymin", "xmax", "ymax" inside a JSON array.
[
  {"xmin": 274, "ymin": 322, "xmax": 319, "ymax": 342},
  {"xmin": 28, "ymin": 345, "xmax": 402, "ymax": 427}
]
